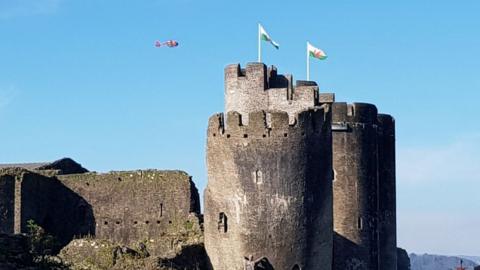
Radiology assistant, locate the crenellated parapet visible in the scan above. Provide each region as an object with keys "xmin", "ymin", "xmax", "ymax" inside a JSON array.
[
  {"xmin": 332, "ymin": 102, "xmax": 378, "ymax": 124},
  {"xmin": 377, "ymin": 114, "xmax": 395, "ymax": 136},
  {"xmin": 225, "ymin": 63, "xmax": 334, "ymax": 123},
  {"xmin": 207, "ymin": 107, "xmax": 329, "ymax": 140}
]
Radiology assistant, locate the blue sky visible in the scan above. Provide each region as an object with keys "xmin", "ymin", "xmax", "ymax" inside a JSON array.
[{"xmin": 1, "ymin": 0, "xmax": 479, "ymax": 256}]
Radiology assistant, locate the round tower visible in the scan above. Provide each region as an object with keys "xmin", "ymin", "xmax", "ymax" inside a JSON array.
[
  {"xmin": 377, "ymin": 114, "xmax": 397, "ymax": 270},
  {"xmin": 332, "ymin": 102, "xmax": 379, "ymax": 270},
  {"xmin": 205, "ymin": 108, "xmax": 333, "ymax": 270}
]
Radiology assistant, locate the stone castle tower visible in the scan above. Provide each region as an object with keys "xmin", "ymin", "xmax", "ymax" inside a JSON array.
[
  {"xmin": 205, "ymin": 63, "xmax": 334, "ymax": 269},
  {"xmin": 331, "ymin": 103, "xmax": 396, "ymax": 269},
  {"xmin": 205, "ymin": 63, "xmax": 396, "ymax": 270}
]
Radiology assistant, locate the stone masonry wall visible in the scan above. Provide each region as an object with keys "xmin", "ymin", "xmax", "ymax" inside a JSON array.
[
  {"xmin": 205, "ymin": 108, "xmax": 333, "ymax": 270},
  {"xmin": 0, "ymin": 173, "xmax": 15, "ymax": 234},
  {"xmin": 224, "ymin": 63, "xmax": 321, "ymax": 124},
  {"xmin": 0, "ymin": 168, "xmax": 202, "ymax": 257},
  {"xmin": 0, "ymin": 168, "xmax": 95, "ymax": 246},
  {"xmin": 57, "ymin": 170, "xmax": 201, "ymax": 255}
]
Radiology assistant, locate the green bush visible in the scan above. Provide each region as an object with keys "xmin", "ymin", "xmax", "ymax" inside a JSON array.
[{"xmin": 26, "ymin": 219, "xmax": 70, "ymax": 270}]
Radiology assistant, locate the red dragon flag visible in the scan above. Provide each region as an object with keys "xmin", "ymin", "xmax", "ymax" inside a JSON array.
[
  {"xmin": 154, "ymin": 40, "xmax": 179, "ymax": 48},
  {"xmin": 306, "ymin": 41, "xmax": 327, "ymax": 81},
  {"xmin": 307, "ymin": 42, "xmax": 327, "ymax": 60}
]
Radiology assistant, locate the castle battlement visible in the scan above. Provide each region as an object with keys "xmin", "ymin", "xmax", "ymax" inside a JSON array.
[
  {"xmin": 207, "ymin": 107, "xmax": 328, "ymax": 139},
  {"xmin": 377, "ymin": 114, "xmax": 395, "ymax": 135},
  {"xmin": 225, "ymin": 63, "xmax": 333, "ymax": 123},
  {"xmin": 332, "ymin": 102, "xmax": 378, "ymax": 124}
]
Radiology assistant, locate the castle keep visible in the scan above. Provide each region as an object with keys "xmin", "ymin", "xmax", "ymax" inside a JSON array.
[
  {"xmin": 205, "ymin": 63, "xmax": 397, "ymax": 270},
  {"xmin": 0, "ymin": 63, "xmax": 399, "ymax": 270}
]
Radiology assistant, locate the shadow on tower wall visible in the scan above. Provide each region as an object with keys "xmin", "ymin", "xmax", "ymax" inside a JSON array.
[
  {"xmin": 20, "ymin": 172, "xmax": 95, "ymax": 250},
  {"xmin": 333, "ymin": 232, "xmax": 369, "ymax": 270},
  {"xmin": 159, "ymin": 243, "xmax": 213, "ymax": 270}
]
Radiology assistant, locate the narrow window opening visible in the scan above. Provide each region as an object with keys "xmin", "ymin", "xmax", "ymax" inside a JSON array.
[
  {"xmin": 145, "ymin": 221, "xmax": 150, "ymax": 224},
  {"xmin": 262, "ymin": 134, "xmax": 267, "ymax": 138},
  {"xmin": 156, "ymin": 220, "xmax": 161, "ymax": 224},
  {"xmin": 218, "ymin": 212, "xmax": 228, "ymax": 233},
  {"xmin": 104, "ymin": 221, "xmax": 108, "ymax": 225},
  {"xmin": 226, "ymin": 134, "xmax": 231, "ymax": 138},
  {"xmin": 243, "ymin": 134, "xmax": 248, "ymax": 138},
  {"xmin": 213, "ymin": 133, "xmax": 216, "ymax": 137},
  {"xmin": 284, "ymin": 133, "xmax": 288, "ymax": 137},
  {"xmin": 115, "ymin": 221, "xmax": 120, "ymax": 225},
  {"xmin": 160, "ymin": 203, "xmax": 163, "ymax": 217},
  {"xmin": 358, "ymin": 217, "xmax": 363, "ymax": 230},
  {"xmin": 253, "ymin": 170, "xmax": 263, "ymax": 184}
]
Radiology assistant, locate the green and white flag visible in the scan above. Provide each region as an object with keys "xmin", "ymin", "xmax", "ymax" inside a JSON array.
[
  {"xmin": 307, "ymin": 42, "xmax": 327, "ymax": 60},
  {"xmin": 259, "ymin": 24, "xmax": 279, "ymax": 49}
]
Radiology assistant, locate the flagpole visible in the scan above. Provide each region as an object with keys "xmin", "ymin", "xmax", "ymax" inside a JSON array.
[
  {"xmin": 258, "ymin": 23, "xmax": 261, "ymax": 62},
  {"xmin": 306, "ymin": 42, "xmax": 310, "ymax": 81}
]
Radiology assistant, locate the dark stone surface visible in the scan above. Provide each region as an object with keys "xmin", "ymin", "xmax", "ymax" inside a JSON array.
[
  {"xmin": 158, "ymin": 244, "xmax": 211, "ymax": 269},
  {"xmin": 0, "ymin": 233, "xmax": 34, "ymax": 269},
  {"xmin": 378, "ymin": 114, "xmax": 397, "ymax": 270},
  {"xmin": 20, "ymin": 171, "xmax": 95, "ymax": 248},
  {"xmin": 396, "ymin": 247, "xmax": 410, "ymax": 270},
  {"xmin": 36, "ymin": 157, "xmax": 89, "ymax": 175},
  {"xmin": 0, "ymin": 174, "xmax": 15, "ymax": 234},
  {"xmin": 332, "ymin": 102, "xmax": 380, "ymax": 270},
  {"xmin": 0, "ymin": 157, "xmax": 88, "ymax": 175}
]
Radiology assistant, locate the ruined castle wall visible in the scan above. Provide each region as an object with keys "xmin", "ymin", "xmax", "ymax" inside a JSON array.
[
  {"xmin": 224, "ymin": 63, "xmax": 319, "ymax": 123},
  {"xmin": 332, "ymin": 102, "xmax": 379, "ymax": 270},
  {"xmin": 0, "ymin": 173, "xmax": 15, "ymax": 234},
  {"xmin": 57, "ymin": 170, "xmax": 201, "ymax": 252},
  {"xmin": 0, "ymin": 168, "xmax": 201, "ymax": 256},
  {"xmin": 205, "ymin": 109, "xmax": 333, "ymax": 270},
  {"xmin": 377, "ymin": 114, "xmax": 397, "ymax": 270},
  {"xmin": 20, "ymin": 172, "xmax": 59, "ymax": 232},
  {"xmin": 4, "ymin": 170, "xmax": 94, "ymax": 247}
]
